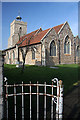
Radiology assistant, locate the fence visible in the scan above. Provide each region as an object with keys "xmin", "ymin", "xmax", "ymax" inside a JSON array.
[{"xmin": 4, "ymin": 77, "xmax": 63, "ymax": 120}]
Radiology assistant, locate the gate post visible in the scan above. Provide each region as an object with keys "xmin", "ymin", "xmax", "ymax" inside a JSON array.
[
  {"xmin": 0, "ymin": 51, "xmax": 6, "ymax": 119},
  {"xmin": 58, "ymin": 80, "xmax": 63, "ymax": 120},
  {"xmin": 56, "ymin": 79, "xmax": 59, "ymax": 120},
  {"xmin": 52, "ymin": 78, "xmax": 59, "ymax": 120}
]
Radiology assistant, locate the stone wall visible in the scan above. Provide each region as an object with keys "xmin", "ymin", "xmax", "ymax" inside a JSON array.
[
  {"xmin": 42, "ymin": 22, "xmax": 75, "ymax": 66},
  {"xmin": 19, "ymin": 44, "xmax": 42, "ymax": 66},
  {"xmin": 8, "ymin": 20, "xmax": 27, "ymax": 48},
  {"xmin": 75, "ymin": 36, "xmax": 79, "ymax": 63},
  {"xmin": 4, "ymin": 22, "xmax": 77, "ymax": 66},
  {"xmin": 43, "ymin": 28, "xmax": 59, "ymax": 66},
  {"xmin": 4, "ymin": 47, "xmax": 18, "ymax": 64},
  {"xmin": 58, "ymin": 22, "xmax": 75, "ymax": 64}
]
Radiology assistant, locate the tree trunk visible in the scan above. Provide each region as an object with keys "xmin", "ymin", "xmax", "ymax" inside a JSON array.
[{"xmin": 22, "ymin": 57, "xmax": 25, "ymax": 73}]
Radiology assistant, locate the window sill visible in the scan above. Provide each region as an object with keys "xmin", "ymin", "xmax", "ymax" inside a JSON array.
[
  {"xmin": 64, "ymin": 54, "xmax": 71, "ymax": 56},
  {"xmin": 50, "ymin": 56, "xmax": 57, "ymax": 57}
]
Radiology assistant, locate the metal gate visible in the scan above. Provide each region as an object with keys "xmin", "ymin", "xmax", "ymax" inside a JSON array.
[{"xmin": 4, "ymin": 77, "xmax": 63, "ymax": 120}]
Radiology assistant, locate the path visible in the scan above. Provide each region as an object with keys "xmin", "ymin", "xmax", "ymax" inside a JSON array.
[{"xmin": 64, "ymin": 84, "xmax": 80, "ymax": 119}]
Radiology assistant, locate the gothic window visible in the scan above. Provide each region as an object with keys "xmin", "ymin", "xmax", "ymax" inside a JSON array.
[
  {"xmin": 13, "ymin": 51, "xmax": 15, "ymax": 60},
  {"xmin": 32, "ymin": 50, "xmax": 35, "ymax": 59},
  {"xmin": 64, "ymin": 36, "xmax": 71, "ymax": 54},
  {"xmin": 7, "ymin": 52, "xmax": 9, "ymax": 60},
  {"xmin": 19, "ymin": 27, "xmax": 22, "ymax": 35},
  {"xmin": 50, "ymin": 40, "xmax": 56, "ymax": 56},
  {"xmin": 19, "ymin": 27, "xmax": 22, "ymax": 30},
  {"xmin": 76, "ymin": 45, "xmax": 80, "ymax": 56}
]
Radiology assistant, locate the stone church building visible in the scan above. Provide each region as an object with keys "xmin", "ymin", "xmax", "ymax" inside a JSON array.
[{"xmin": 3, "ymin": 16, "xmax": 79, "ymax": 66}]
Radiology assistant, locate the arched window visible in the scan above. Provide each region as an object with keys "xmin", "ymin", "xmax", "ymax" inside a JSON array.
[
  {"xmin": 7, "ymin": 52, "xmax": 9, "ymax": 59},
  {"xmin": 32, "ymin": 50, "xmax": 35, "ymax": 59},
  {"xmin": 19, "ymin": 27, "xmax": 22, "ymax": 35},
  {"xmin": 76, "ymin": 45, "xmax": 80, "ymax": 57},
  {"xmin": 50, "ymin": 40, "xmax": 56, "ymax": 56},
  {"xmin": 13, "ymin": 51, "xmax": 15, "ymax": 60},
  {"xmin": 64, "ymin": 36, "xmax": 71, "ymax": 54}
]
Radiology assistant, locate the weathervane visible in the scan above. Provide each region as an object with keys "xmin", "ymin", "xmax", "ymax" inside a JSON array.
[{"xmin": 16, "ymin": 10, "xmax": 22, "ymax": 21}]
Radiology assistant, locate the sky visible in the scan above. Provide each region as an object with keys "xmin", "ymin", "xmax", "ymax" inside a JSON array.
[{"xmin": 1, "ymin": 2, "xmax": 78, "ymax": 50}]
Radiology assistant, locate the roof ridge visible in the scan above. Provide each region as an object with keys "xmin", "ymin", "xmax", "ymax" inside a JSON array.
[
  {"xmin": 38, "ymin": 28, "xmax": 50, "ymax": 33},
  {"xmin": 27, "ymin": 29, "xmax": 39, "ymax": 35},
  {"xmin": 34, "ymin": 27, "xmax": 42, "ymax": 36},
  {"xmin": 58, "ymin": 22, "xmax": 67, "ymax": 34},
  {"xmin": 20, "ymin": 23, "xmax": 63, "ymax": 40},
  {"xmin": 53, "ymin": 23, "xmax": 64, "ymax": 28},
  {"xmin": 36, "ymin": 23, "xmax": 63, "ymax": 33},
  {"xmin": 20, "ymin": 29, "xmax": 39, "ymax": 39},
  {"xmin": 40, "ymin": 28, "xmax": 52, "ymax": 42},
  {"xmin": 17, "ymin": 23, "xmax": 64, "ymax": 47}
]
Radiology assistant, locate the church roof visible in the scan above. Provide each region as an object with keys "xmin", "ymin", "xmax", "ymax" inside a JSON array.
[
  {"xmin": 17, "ymin": 29, "xmax": 39, "ymax": 46},
  {"xmin": 53, "ymin": 24, "xmax": 63, "ymax": 33},
  {"xmin": 17, "ymin": 23, "xmax": 64, "ymax": 47}
]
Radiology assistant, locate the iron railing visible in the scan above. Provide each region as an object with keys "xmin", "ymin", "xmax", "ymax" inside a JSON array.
[{"xmin": 4, "ymin": 77, "xmax": 63, "ymax": 120}]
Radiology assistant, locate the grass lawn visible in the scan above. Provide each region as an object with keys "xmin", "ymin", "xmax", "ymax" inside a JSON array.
[
  {"xmin": 4, "ymin": 64, "xmax": 78, "ymax": 95},
  {"xmin": 4, "ymin": 64, "xmax": 78, "ymax": 119}
]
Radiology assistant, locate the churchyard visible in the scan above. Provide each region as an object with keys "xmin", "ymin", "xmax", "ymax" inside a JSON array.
[
  {"xmin": 4, "ymin": 64, "xmax": 78, "ymax": 95},
  {"xmin": 3, "ymin": 64, "xmax": 79, "ymax": 119}
]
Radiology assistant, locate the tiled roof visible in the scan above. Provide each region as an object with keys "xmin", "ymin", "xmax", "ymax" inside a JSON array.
[
  {"xmin": 17, "ymin": 29, "xmax": 39, "ymax": 46},
  {"xmin": 53, "ymin": 24, "xmax": 64, "ymax": 33},
  {"xmin": 17, "ymin": 23, "xmax": 64, "ymax": 47},
  {"xmin": 17, "ymin": 28, "xmax": 50, "ymax": 47}
]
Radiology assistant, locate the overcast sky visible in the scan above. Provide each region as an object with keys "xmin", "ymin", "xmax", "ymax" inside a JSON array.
[{"xmin": 1, "ymin": 2, "xmax": 78, "ymax": 50}]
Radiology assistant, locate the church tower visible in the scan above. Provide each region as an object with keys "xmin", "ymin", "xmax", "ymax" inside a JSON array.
[{"xmin": 8, "ymin": 16, "xmax": 27, "ymax": 48}]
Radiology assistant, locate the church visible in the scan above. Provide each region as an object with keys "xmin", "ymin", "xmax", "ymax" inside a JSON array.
[{"xmin": 3, "ymin": 16, "xmax": 79, "ymax": 66}]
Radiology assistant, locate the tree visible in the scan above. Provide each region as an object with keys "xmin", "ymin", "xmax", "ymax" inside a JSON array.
[
  {"xmin": 19, "ymin": 39, "xmax": 30, "ymax": 72},
  {"xmin": 20, "ymin": 47, "xmax": 28, "ymax": 72},
  {"xmin": 19, "ymin": 36, "xmax": 37, "ymax": 72}
]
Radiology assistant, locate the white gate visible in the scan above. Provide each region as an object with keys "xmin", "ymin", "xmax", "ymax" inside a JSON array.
[{"xmin": 4, "ymin": 77, "xmax": 63, "ymax": 120}]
